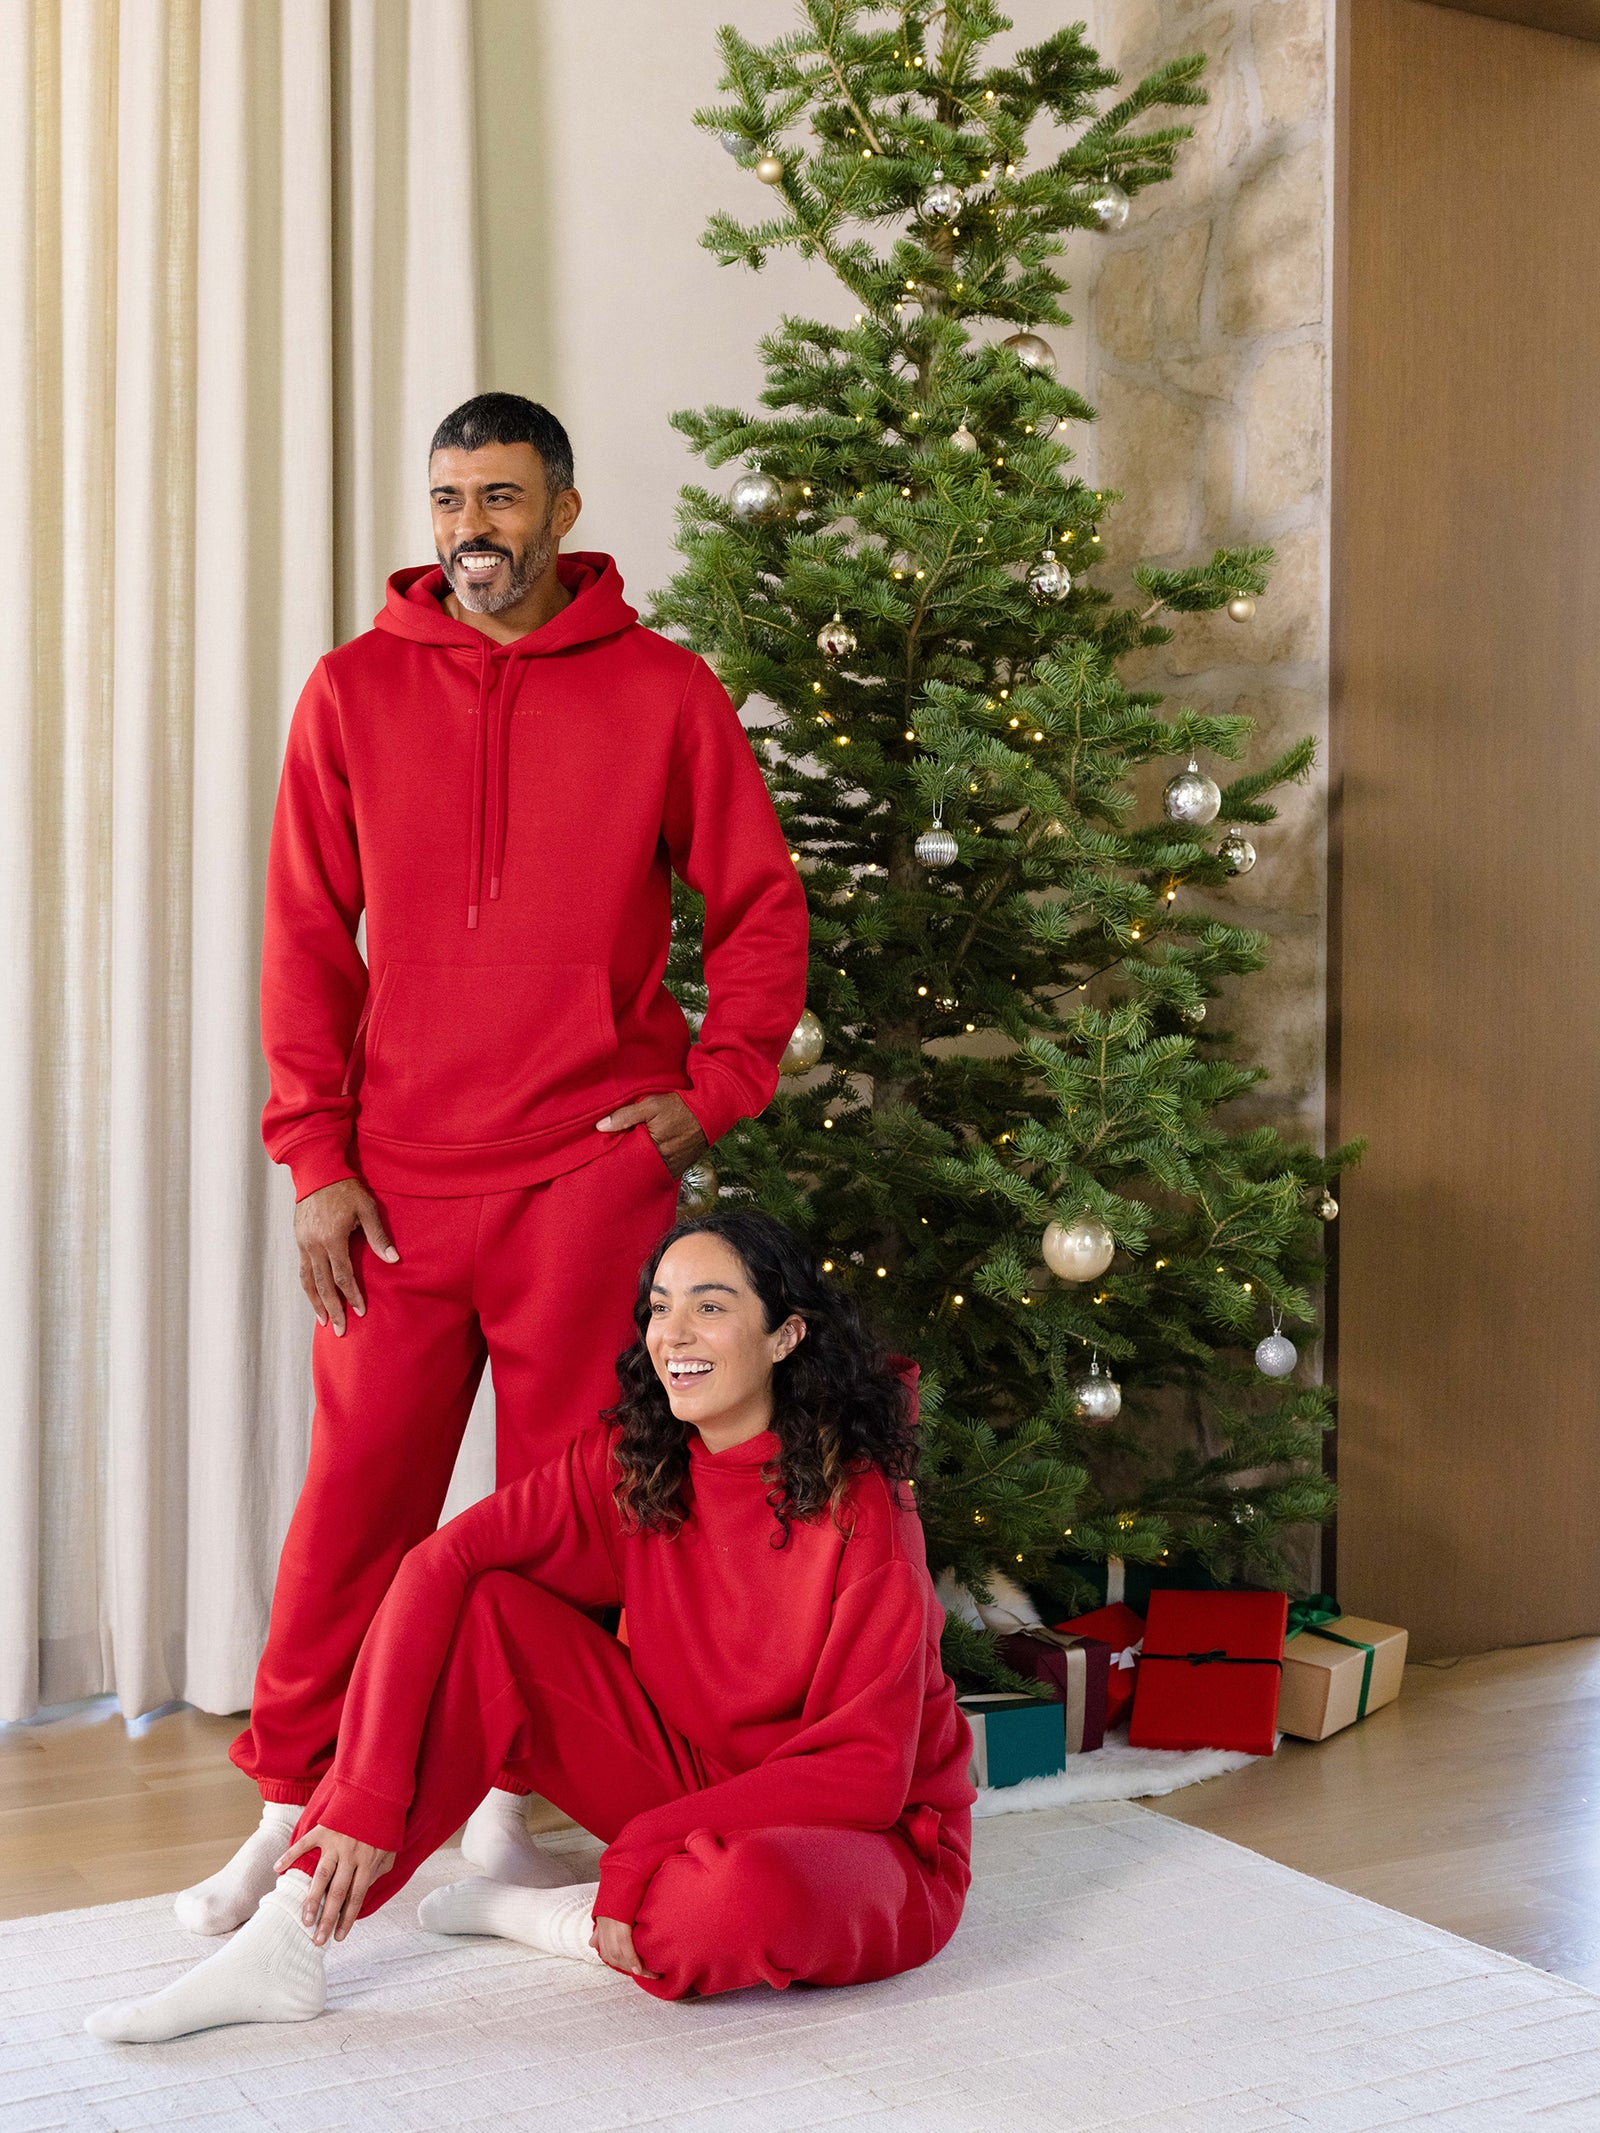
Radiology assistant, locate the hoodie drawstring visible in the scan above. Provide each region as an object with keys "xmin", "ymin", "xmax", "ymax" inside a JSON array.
[
  {"xmin": 487, "ymin": 657, "xmax": 531, "ymax": 905},
  {"xmin": 466, "ymin": 642, "xmax": 534, "ymax": 928},
  {"xmin": 466, "ymin": 642, "xmax": 494, "ymax": 929}
]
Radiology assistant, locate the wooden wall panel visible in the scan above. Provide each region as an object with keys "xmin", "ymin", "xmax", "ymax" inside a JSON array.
[{"xmin": 1334, "ymin": 0, "xmax": 1600, "ymax": 1655}]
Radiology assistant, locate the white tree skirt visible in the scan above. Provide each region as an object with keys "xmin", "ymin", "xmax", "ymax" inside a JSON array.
[
  {"xmin": 6, "ymin": 1805, "xmax": 1600, "ymax": 2131},
  {"xmin": 973, "ymin": 1729, "xmax": 1259, "ymax": 1817}
]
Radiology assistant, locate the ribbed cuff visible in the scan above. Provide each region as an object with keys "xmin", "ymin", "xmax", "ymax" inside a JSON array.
[
  {"xmin": 282, "ymin": 1134, "xmax": 358, "ymax": 1202},
  {"xmin": 594, "ymin": 1855, "xmax": 651, "ymax": 1928},
  {"xmin": 679, "ymin": 1072, "xmax": 748, "ymax": 1152},
  {"xmin": 255, "ymin": 1776, "xmax": 319, "ymax": 1808}
]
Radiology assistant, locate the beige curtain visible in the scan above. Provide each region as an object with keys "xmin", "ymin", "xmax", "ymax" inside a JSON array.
[{"xmin": 0, "ymin": 0, "xmax": 478, "ymax": 1722}]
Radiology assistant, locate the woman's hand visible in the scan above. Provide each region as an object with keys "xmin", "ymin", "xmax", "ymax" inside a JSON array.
[
  {"xmin": 275, "ymin": 1825, "xmax": 397, "ymax": 1946},
  {"xmin": 590, "ymin": 1915, "xmax": 660, "ymax": 1978}
]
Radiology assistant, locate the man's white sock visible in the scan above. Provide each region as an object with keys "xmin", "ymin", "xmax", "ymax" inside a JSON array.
[
  {"xmin": 460, "ymin": 1786, "xmax": 581, "ymax": 1889},
  {"xmin": 173, "ymin": 1800, "xmax": 301, "ymax": 1935},
  {"xmin": 86, "ymin": 1877, "xmax": 328, "ymax": 2043},
  {"xmin": 417, "ymin": 1875, "xmax": 604, "ymax": 1964}
]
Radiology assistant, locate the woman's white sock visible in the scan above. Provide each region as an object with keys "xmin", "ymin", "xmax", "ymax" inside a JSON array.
[
  {"xmin": 86, "ymin": 1877, "xmax": 328, "ymax": 2043},
  {"xmin": 460, "ymin": 1786, "xmax": 581, "ymax": 1889},
  {"xmin": 417, "ymin": 1875, "xmax": 604, "ymax": 1965},
  {"xmin": 173, "ymin": 1800, "xmax": 301, "ymax": 1935}
]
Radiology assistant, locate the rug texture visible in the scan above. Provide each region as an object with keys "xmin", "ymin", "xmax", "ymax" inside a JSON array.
[{"xmin": 4, "ymin": 1804, "xmax": 1598, "ymax": 2133}]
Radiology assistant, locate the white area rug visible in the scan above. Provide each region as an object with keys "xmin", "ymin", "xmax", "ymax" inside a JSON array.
[{"xmin": 5, "ymin": 1806, "xmax": 1600, "ymax": 2133}]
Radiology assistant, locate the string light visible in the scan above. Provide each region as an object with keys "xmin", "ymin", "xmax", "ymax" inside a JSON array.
[{"xmin": 953, "ymin": 1293, "xmax": 965, "ymax": 1305}]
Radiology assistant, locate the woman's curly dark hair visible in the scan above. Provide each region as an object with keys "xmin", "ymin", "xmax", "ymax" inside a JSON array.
[{"xmin": 605, "ymin": 1208, "xmax": 917, "ymax": 1543}]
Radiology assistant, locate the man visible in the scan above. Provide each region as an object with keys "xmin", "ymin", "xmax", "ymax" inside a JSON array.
[{"xmin": 176, "ymin": 393, "xmax": 810, "ymax": 1934}]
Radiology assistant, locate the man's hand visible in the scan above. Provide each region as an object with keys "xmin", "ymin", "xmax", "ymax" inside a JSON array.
[
  {"xmin": 294, "ymin": 1178, "xmax": 399, "ymax": 1334},
  {"xmin": 275, "ymin": 1824, "xmax": 397, "ymax": 1946},
  {"xmin": 590, "ymin": 1914, "xmax": 660, "ymax": 1978},
  {"xmin": 594, "ymin": 1091, "xmax": 708, "ymax": 1181}
]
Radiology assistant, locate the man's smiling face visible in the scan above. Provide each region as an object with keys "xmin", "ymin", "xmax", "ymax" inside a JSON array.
[{"xmin": 428, "ymin": 441, "xmax": 577, "ymax": 615}]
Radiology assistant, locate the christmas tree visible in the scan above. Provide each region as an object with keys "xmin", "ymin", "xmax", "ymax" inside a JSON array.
[{"xmin": 649, "ymin": 0, "xmax": 1358, "ymax": 1689}]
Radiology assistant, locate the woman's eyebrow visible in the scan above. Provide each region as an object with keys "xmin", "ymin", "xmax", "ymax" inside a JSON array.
[{"xmin": 650, "ymin": 1281, "xmax": 741, "ymax": 1297}]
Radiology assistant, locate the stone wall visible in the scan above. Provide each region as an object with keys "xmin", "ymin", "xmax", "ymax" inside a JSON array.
[{"xmin": 1077, "ymin": 0, "xmax": 1333, "ymax": 1149}]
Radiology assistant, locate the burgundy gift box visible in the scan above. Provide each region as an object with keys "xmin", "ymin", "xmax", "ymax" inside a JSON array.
[
  {"xmin": 995, "ymin": 1628, "xmax": 1110, "ymax": 1753},
  {"xmin": 1127, "ymin": 1589, "xmax": 1287, "ymax": 1755},
  {"xmin": 1053, "ymin": 1602, "xmax": 1146, "ymax": 1727}
]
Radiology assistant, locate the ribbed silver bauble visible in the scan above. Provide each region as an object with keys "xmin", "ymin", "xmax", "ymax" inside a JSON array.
[
  {"xmin": 1163, "ymin": 758, "xmax": 1222, "ymax": 829},
  {"xmin": 677, "ymin": 1161, "xmax": 720, "ymax": 1215},
  {"xmin": 1027, "ymin": 548, "xmax": 1073, "ymax": 603},
  {"xmin": 754, "ymin": 154, "xmax": 785, "ymax": 185},
  {"xmin": 1226, "ymin": 594, "xmax": 1257, "ymax": 623},
  {"xmin": 719, "ymin": 130, "xmax": 753, "ymax": 159},
  {"xmin": 779, "ymin": 1009, "xmax": 826, "ymax": 1076},
  {"xmin": 1219, "ymin": 828, "xmax": 1257, "ymax": 875},
  {"xmin": 915, "ymin": 824, "xmax": 959, "ymax": 868},
  {"xmin": 729, "ymin": 471, "xmax": 786, "ymax": 523},
  {"xmin": 1001, "ymin": 330, "xmax": 1056, "ymax": 373},
  {"xmin": 920, "ymin": 171, "xmax": 966, "ymax": 223},
  {"xmin": 816, "ymin": 612, "xmax": 857, "ymax": 661},
  {"xmin": 1318, "ymin": 1190, "xmax": 1339, "ymax": 1222},
  {"xmin": 1042, "ymin": 1216, "xmax": 1115, "ymax": 1284},
  {"xmin": 950, "ymin": 421, "xmax": 979, "ymax": 452},
  {"xmin": 1071, "ymin": 1354, "xmax": 1123, "ymax": 1424},
  {"xmin": 1255, "ymin": 1331, "xmax": 1299, "ymax": 1379},
  {"xmin": 1085, "ymin": 178, "xmax": 1131, "ymax": 231}
]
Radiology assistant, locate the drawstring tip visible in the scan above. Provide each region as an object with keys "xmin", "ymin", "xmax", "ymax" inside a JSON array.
[
  {"xmin": 466, "ymin": 905, "xmax": 479, "ymax": 929},
  {"xmin": 489, "ymin": 877, "xmax": 501, "ymax": 901}
]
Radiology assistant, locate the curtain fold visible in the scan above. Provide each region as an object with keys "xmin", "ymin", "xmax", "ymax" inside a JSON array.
[{"xmin": 2, "ymin": 0, "xmax": 478, "ymax": 1722}]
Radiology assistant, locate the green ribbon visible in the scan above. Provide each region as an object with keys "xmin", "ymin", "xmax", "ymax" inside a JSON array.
[{"xmin": 1286, "ymin": 1593, "xmax": 1376, "ymax": 1720}]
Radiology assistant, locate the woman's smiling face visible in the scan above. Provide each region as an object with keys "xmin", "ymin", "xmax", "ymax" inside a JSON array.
[{"xmin": 646, "ymin": 1232, "xmax": 805, "ymax": 1450}]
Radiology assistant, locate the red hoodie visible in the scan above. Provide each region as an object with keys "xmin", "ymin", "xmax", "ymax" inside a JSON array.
[
  {"xmin": 317, "ymin": 1360, "xmax": 976, "ymax": 1925},
  {"xmin": 261, "ymin": 553, "xmax": 811, "ymax": 1198}
]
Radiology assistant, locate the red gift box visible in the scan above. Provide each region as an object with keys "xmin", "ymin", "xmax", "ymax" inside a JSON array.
[
  {"xmin": 995, "ymin": 1629, "xmax": 1110, "ymax": 1752},
  {"xmin": 1052, "ymin": 1602, "xmax": 1146, "ymax": 1727},
  {"xmin": 1128, "ymin": 1589, "xmax": 1287, "ymax": 1755}
]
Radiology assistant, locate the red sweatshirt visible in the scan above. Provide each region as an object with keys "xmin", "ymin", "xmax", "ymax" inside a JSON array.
[
  {"xmin": 318, "ymin": 1362, "xmax": 976, "ymax": 1924},
  {"xmin": 261, "ymin": 553, "xmax": 811, "ymax": 1198}
]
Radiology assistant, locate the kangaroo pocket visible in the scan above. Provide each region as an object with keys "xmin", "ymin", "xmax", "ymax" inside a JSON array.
[{"xmin": 358, "ymin": 960, "xmax": 619, "ymax": 1147}]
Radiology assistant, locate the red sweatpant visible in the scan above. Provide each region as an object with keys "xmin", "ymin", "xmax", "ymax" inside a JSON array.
[
  {"xmin": 232, "ymin": 1122, "xmax": 681, "ymax": 1802},
  {"xmin": 293, "ymin": 1572, "xmax": 969, "ymax": 2001}
]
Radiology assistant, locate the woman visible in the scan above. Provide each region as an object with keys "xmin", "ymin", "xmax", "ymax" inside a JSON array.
[{"xmin": 88, "ymin": 1209, "xmax": 974, "ymax": 2040}]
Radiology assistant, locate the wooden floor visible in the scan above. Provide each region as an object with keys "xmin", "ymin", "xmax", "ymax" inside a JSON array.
[{"xmin": 5, "ymin": 1637, "xmax": 1600, "ymax": 1992}]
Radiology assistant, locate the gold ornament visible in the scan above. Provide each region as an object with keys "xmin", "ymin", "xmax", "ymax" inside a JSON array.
[
  {"xmin": 1318, "ymin": 1190, "xmax": 1339, "ymax": 1222},
  {"xmin": 816, "ymin": 611, "xmax": 857, "ymax": 661},
  {"xmin": 754, "ymin": 154, "xmax": 785, "ymax": 185},
  {"xmin": 1042, "ymin": 1217, "xmax": 1115, "ymax": 1284},
  {"xmin": 1226, "ymin": 594, "xmax": 1256, "ymax": 623},
  {"xmin": 1001, "ymin": 330, "xmax": 1056, "ymax": 373},
  {"xmin": 950, "ymin": 420, "xmax": 979, "ymax": 452},
  {"xmin": 780, "ymin": 1009, "xmax": 826, "ymax": 1075},
  {"xmin": 678, "ymin": 1161, "xmax": 720, "ymax": 1215}
]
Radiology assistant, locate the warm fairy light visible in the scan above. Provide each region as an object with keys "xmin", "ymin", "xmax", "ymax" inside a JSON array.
[
  {"xmin": 1010, "ymin": 716, "xmax": 1020, "ymax": 727},
  {"xmin": 965, "ymin": 1022, "xmax": 975, "ymax": 1031},
  {"xmin": 915, "ymin": 569, "xmax": 925, "ymax": 579},
  {"xmin": 954, "ymin": 1293, "xmax": 964, "ymax": 1304},
  {"xmin": 999, "ymin": 689, "xmax": 1008, "ymax": 698},
  {"xmin": 901, "ymin": 486, "xmax": 912, "ymax": 496},
  {"xmin": 1243, "ymin": 1281, "xmax": 1253, "ymax": 1292},
  {"xmin": 812, "ymin": 681, "xmax": 823, "ymax": 692},
  {"xmin": 1094, "ymin": 1291, "xmax": 1108, "ymax": 1303},
  {"xmin": 789, "ymin": 850, "xmax": 800, "ymax": 862},
  {"xmin": 823, "ymin": 1118, "xmax": 833, "ymax": 1128},
  {"xmin": 1032, "ymin": 731, "xmax": 1043, "ymax": 741},
  {"xmin": 877, "ymin": 1266, "xmax": 887, "ymax": 1277},
  {"xmin": 822, "ymin": 1259, "xmax": 833, "ymax": 1270},
  {"xmin": 1130, "ymin": 926, "xmax": 1142, "ymax": 940},
  {"xmin": 1015, "ymin": 1553, "xmax": 1024, "ymax": 1563},
  {"xmin": 905, "ymin": 728, "xmax": 916, "ymax": 740},
  {"xmin": 1155, "ymin": 1258, "xmax": 1167, "ymax": 1269},
  {"xmin": 973, "ymin": 1511, "xmax": 983, "ymax": 1522},
  {"xmin": 917, "ymin": 985, "xmax": 928, "ymax": 994},
  {"xmin": 835, "ymin": 735, "xmax": 849, "ymax": 745}
]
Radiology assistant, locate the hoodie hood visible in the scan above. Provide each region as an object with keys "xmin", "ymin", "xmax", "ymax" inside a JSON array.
[{"xmin": 374, "ymin": 551, "xmax": 639, "ymax": 927}]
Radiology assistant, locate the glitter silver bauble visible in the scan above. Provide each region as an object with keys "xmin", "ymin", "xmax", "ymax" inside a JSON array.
[
  {"xmin": 1085, "ymin": 178, "xmax": 1131, "ymax": 231},
  {"xmin": 729, "ymin": 471, "xmax": 785, "ymax": 523},
  {"xmin": 719, "ymin": 129, "xmax": 754, "ymax": 159},
  {"xmin": 816, "ymin": 612, "xmax": 857, "ymax": 661},
  {"xmin": 754, "ymin": 154, "xmax": 785, "ymax": 185},
  {"xmin": 1042, "ymin": 1217, "xmax": 1115, "ymax": 1284},
  {"xmin": 678, "ymin": 1161, "xmax": 720, "ymax": 1215},
  {"xmin": 1219, "ymin": 829, "xmax": 1257, "ymax": 875},
  {"xmin": 1027, "ymin": 548, "xmax": 1073, "ymax": 603},
  {"xmin": 1226, "ymin": 594, "xmax": 1257, "ymax": 623},
  {"xmin": 1071, "ymin": 1354, "xmax": 1123, "ymax": 1424},
  {"xmin": 1181, "ymin": 1001, "xmax": 1207, "ymax": 1025},
  {"xmin": 920, "ymin": 170, "xmax": 966, "ymax": 223},
  {"xmin": 1163, "ymin": 758, "xmax": 1222, "ymax": 829},
  {"xmin": 1255, "ymin": 1331, "xmax": 1298, "ymax": 1379},
  {"xmin": 779, "ymin": 1009, "xmax": 826, "ymax": 1076},
  {"xmin": 1318, "ymin": 1190, "xmax": 1339, "ymax": 1222},
  {"xmin": 950, "ymin": 421, "xmax": 979, "ymax": 452},
  {"xmin": 915, "ymin": 824, "xmax": 959, "ymax": 868},
  {"xmin": 1001, "ymin": 330, "xmax": 1056, "ymax": 373}
]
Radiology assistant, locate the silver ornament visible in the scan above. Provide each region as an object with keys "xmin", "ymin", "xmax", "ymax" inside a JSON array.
[
  {"xmin": 950, "ymin": 421, "xmax": 979, "ymax": 452},
  {"xmin": 1318, "ymin": 1190, "xmax": 1339, "ymax": 1222},
  {"xmin": 678, "ymin": 1161, "xmax": 720, "ymax": 1215},
  {"xmin": 1226, "ymin": 594, "xmax": 1256, "ymax": 623},
  {"xmin": 915, "ymin": 824, "xmax": 959, "ymax": 868},
  {"xmin": 1071, "ymin": 1354, "xmax": 1122, "ymax": 1424},
  {"xmin": 780, "ymin": 1009, "xmax": 826, "ymax": 1076},
  {"xmin": 1042, "ymin": 1217, "xmax": 1115, "ymax": 1284},
  {"xmin": 729, "ymin": 471, "xmax": 785, "ymax": 524},
  {"xmin": 1027, "ymin": 548, "xmax": 1072, "ymax": 603},
  {"xmin": 1001, "ymin": 330, "xmax": 1056, "ymax": 374},
  {"xmin": 719, "ymin": 130, "xmax": 754, "ymax": 159},
  {"xmin": 755, "ymin": 154, "xmax": 785, "ymax": 185},
  {"xmin": 1085, "ymin": 178, "xmax": 1131, "ymax": 231},
  {"xmin": 1181, "ymin": 1001, "xmax": 1207, "ymax": 1025},
  {"xmin": 920, "ymin": 173, "xmax": 965, "ymax": 224},
  {"xmin": 1163, "ymin": 758, "xmax": 1222, "ymax": 829},
  {"xmin": 1255, "ymin": 1330, "xmax": 1298, "ymax": 1379},
  {"xmin": 816, "ymin": 612, "xmax": 857, "ymax": 661},
  {"xmin": 1219, "ymin": 829, "xmax": 1257, "ymax": 875}
]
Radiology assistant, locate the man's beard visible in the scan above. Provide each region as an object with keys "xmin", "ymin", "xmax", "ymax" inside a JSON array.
[{"xmin": 442, "ymin": 517, "xmax": 555, "ymax": 614}]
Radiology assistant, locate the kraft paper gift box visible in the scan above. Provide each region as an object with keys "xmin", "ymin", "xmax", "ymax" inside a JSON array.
[
  {"xmin": 1052, "ymin": 1601, "xmax": 1146, "ymax": 1727},
  {"xmin": 1277, "ymin": 1601, "xmax": 1408, "ymax": 1741},
  {"xmin": 994, "ymin": 1628, "xmax": 1110, "ymax": 1752},
  {"xmin": 958, "ymin": 1693, "xmax": 1067, "ymax": 1788},
  {"xmin": 1127, "ymin": 1589, "xmax": 1287, "ymax": 1755}
]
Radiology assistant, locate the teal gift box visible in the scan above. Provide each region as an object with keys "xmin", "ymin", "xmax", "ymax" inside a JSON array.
[{"xmin": 959, "ymin": 1692, "xmax": 1066, "ymax": 1789}]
